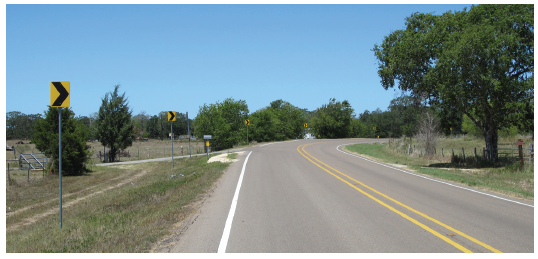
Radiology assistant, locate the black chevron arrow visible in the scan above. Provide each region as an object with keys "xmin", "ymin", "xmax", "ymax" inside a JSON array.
[
  {"xmin": 52, "ymin": 82, "xmax": 69, "ymax": 106},
  {"xmin": 169, "ymin": 111, "xmax": 175, "ymax": 121}
]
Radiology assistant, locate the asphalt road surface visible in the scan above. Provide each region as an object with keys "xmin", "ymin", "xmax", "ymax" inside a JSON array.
[{"xmin": 168, "ymin": 139, "xmax": 534, "ymax": 253}]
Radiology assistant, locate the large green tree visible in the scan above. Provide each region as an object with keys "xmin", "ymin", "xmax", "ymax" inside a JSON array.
[
  {"xmin": 249, "ymin": 100, "xmax": 308, "ymax": 142},
  {"xmin": 32, "ymin": 107, "xmax": 90, "ymax": 176},
  {"xmin": 193, "ymin": 98, "xmax": 249, "ymax": 150},
  {"xmin": 372, "ymin": 4, "xmax": 533, "ymax": 160},
  {"xmin": 311, "ymin": 98, "xmax": 354, "ymax": 139},
  {"xmin": 95, "ymin": 85, "xmax": 134, "ymax": 162}
]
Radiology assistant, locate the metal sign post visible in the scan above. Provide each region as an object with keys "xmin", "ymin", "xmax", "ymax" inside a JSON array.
[
  {"xmin": 187, "ymin": 112, "xmax": 191, "ymax": 158},
  {"xmin": 245, "ymin": 119, "xmax": 250, "ymax": 145},
  {"xmin": 167, "ymin": 111, "xmax": 176, "ymax": 167},
  {"xmin": 51, "ymin": 81, "xmax": 70, "ymax": 229},
  {"xmin": 171, "ymin": 123, "xmax": 174, "ymax": 168},
  {"xmin": 204, "ymin": 135, "xmax": 212, "ymax": 159},
  {"xmin": 58, "ymin": 107, "xmax": 63, "ymax": 229}
]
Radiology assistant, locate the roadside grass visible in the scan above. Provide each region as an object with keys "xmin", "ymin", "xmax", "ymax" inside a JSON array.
[
  {"xmin": 227, "ymin": 153, "xmax": 238, "ymax": 160},
  {"xmin": 344, "ymin": 139, "xmax": 533, "ymax": 201},
  {"xmin": 88, "ymin": 138, "xmax": 208, "ymax": 163},
  {"xmin": 6, "ymin": 155, "xmax": 230, "ymax": 252},
  {"xmin": 6, "ymin": 138, "xmax": 209, "ymax": 169}
]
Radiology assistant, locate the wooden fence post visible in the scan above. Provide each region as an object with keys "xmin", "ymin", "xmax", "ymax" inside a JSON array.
[
  {"xmin": 518, "ymin": 139, "xmax": 524, "ymax": 168},
  {"xmin": 8, "ymin": 163, "xmax": 11, "ymax": 186},
  {"xmin": 475, "ymin": 147, "xmax": 478, "ymax": 167}
]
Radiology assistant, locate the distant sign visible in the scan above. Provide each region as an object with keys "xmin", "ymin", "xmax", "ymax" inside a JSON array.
[
  {"xmin": 203, "ymin": 135, "xmax": 212, "ymax": 140},
  {"xmin": 168, "ymin": 111, "xmax": 176, "ymax": 121},
  {"xmin": 304, "ymin": 123, "xmax": 308, "ymax": 128},
  {"xmin": 245, "ymin": 119, "xmax": 250, "ymax": 125}
]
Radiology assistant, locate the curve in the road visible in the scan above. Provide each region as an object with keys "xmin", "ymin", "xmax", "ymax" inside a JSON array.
[{"xmin": 298, "ymin": 141, "xmax": 502, "ymax": 253}]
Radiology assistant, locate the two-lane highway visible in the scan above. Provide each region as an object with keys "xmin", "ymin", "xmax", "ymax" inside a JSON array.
[{"xmin": 169, "ymin": 139, "xmax": 533, "ymax": 253}]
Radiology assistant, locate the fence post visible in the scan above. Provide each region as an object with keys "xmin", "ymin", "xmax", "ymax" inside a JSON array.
[
  {"xmin": 8, "ymin": 163, "xmax": 11, "ymax": 186},
  {"xmin": 462, "ymin": 148, "xmax": 465, "ymax": 162},
  {"xmin": 518, "ymin": 139, "xmax": 524, "ymax": 168},
  {"xmin": 475, "ymin": 147, "xmax": 478, "ymax": 167}
]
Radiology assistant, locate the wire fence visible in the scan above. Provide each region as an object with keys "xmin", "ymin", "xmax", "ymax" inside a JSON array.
[{"xmin": 389, "ymin": 138, "xmax": 534, "ymax": 168}]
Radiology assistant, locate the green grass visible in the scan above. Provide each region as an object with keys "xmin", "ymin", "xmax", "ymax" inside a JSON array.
[
  {"xmin": 345, "ymin": 141, "xmax": 533, "ymax": 201},
  {"xmin": 227, "ymin": 153, "xmax": 238, "ymax": 160},
  {"xmin": 6, "ymin": 155, "xmax": 230, "ymax": 252}
]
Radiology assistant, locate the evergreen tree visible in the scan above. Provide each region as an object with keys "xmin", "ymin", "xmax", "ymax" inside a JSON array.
[
  {"xmin": 32, "ymin": 107, "xmax": 90, "ymax": 176},
  {"xmin": 95, "ymin": 85, "xmax": 134, "ymax": 162}
]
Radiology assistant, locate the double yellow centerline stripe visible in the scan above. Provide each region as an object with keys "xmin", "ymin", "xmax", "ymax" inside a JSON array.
[{"xmin": 297, "ymin": 142, "xmax": 502, "ymax": 253}]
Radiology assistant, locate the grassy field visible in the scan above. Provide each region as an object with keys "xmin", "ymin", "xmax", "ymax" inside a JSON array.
[
  {"xmin": 6, "ymin": 138, "xmax": 210, "ymax": 169},
  {"xmin": 6, "ymin": 154, "xmax": 232, "ymax": 252},
  {"xmin": 345, "ymin": 135, "xmax": 534, "ymax": 200}
]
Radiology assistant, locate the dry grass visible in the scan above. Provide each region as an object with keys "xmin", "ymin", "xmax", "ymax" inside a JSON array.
[
  {"xmin": 5, "ymin": 138, "xmax": 209, "ymax": 168},
  {"xmin": 88, "ymin": 138, "xmax": 208, "ymax": 163},
  {"xmin": 6, "ymin": 155, "xmax": 230, "ymax": 252},
  {"xmin": 346, "ymin": 135, "xmax": 534, "ymax": 200}
]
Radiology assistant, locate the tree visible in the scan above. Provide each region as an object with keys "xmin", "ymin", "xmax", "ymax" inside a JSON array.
[
  {"xmin": 32, "ymin": 107, "xmax": 90, "ymax": 176},
  {"xmin": 146, "ymin": 115, "xmax": 161, "ymax": 139},
  {"xmin": 193, "ymin": 98, "xmax": 249, "ymax": 150},
  {"xmin": 6, "ymin": 111, "xmax": 42, "ymax": 140},
  {"xmin": 416, "ymin": 111, "xmax": 441, "ymax": 156},
  {"xmin": 95, "ymin": 85, "xmax": 134, "ymax": 162},
  {"xmin": 311, "ymin": 98, "xmax": 354, "ymax": 139},
  {"xmin": 372, "ymin": 4, "xmax": 533, "ymax": 160},
  {"xmin": 249, "ymin": 107, "xmax": 278, "ymax": 142}
]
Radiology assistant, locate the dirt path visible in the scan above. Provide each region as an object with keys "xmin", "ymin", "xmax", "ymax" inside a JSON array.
[{"xmin": 6, "ymin": 170, "xmax": 149, "ymax": 232}]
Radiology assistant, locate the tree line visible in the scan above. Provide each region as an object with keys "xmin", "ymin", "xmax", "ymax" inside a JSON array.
[{"xmin": 7, "ymin": 4, "xmax": 533, "ymax": 172}]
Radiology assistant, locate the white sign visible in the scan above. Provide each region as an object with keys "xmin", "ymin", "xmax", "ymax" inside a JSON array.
[{"xmin": 203, "ymin": 135, "xmax": 212, "ymax": 139}]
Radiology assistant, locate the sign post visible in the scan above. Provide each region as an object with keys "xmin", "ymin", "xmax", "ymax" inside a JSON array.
[
  {"xmin": 168, "ymin": 111, "xmax": 176, "ymax": 167},
  {"xmin": 51, "ymin": 81, "xmax": 70, "ymax": 229},
  {"xmin": 245, "ymin": 119, "xmax": 250, "ymax": 145},
  {"xmin": 204, "ymin": 135, "xmax": 212, "ymax": 158},
  {"xmin": 187, "ymin": 112, "xmax": 191, "ymax": 158}
]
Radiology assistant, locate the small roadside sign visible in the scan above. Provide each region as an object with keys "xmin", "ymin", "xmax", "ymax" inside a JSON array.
[
  {"xmin": 168, "ymin": 111, "xmax": 176, "ymax": 121},
  {"xmin": 204, "ymin": 135, "xmax": 212, "ymax": 140},
  {"xmin": 245, "ymin": 119, "xmax": 250, "ymax": 125},
  {"xmin": 304, "ymin": 123, "xmax": 308, "ymax": 128}
]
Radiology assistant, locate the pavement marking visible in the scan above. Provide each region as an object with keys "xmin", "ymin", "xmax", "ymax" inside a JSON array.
[
  {"xmin": 336, "ymin": 144, "xmax": 534, "ymax": 208},
  {"xmin": 298, "ymin": 142, "xmax": 502, "ymax": 253},
  {"xmin": 217, "ymin": 151, "xmax": 253, "ymax": 253}
]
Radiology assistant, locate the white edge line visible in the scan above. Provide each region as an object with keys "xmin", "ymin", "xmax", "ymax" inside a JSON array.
[
  {"xmin": 336, "ymin": 143, "xmax": 534, "ymax": 208},
  {"xmin": 217, "ymin": 151, "xmax": 253, "ymax": 253}
]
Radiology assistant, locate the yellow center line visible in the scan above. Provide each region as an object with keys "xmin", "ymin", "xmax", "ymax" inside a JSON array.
[{"xmin": 297, "ymin": 142, "xmax": 501, "ymax": 253}]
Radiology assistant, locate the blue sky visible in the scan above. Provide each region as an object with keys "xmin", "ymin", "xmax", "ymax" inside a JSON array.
[{"xmin": 5, "ymin": 4, "xmax": 475, "ymax": 118}]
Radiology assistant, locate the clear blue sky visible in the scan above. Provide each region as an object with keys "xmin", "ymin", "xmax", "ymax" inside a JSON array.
[{"xmin": 6, "ymin": 4, "xmax": 474, "ymax": 118}]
